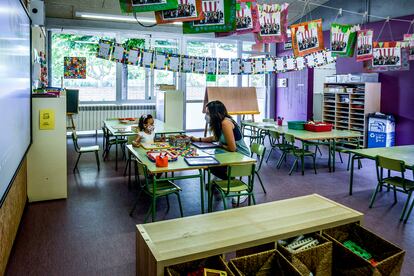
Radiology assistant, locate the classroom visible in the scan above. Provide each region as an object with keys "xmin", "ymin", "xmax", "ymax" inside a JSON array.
[{"xmin": 1, "ymin": 0, "xmax": 414, "ymax": 275}]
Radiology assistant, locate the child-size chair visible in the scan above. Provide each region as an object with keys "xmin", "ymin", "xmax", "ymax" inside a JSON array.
[{"xmin": 72, "ymin": 130, "xmax": 100, "ymax": 172}]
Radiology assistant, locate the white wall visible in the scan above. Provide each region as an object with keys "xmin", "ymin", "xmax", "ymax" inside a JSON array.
[{"xmin": 313, "ymin": 63, "xmax": 336, "ymax": 121}]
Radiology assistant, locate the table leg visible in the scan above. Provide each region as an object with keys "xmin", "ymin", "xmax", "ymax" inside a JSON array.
[
  {"xmin": 199, "ymin": 169, "xmax": 204, "ymax": 214},
  {"xmin": 349, "ymin": 154, "xmax": 356, "ymax": 195},
  {"xmin": 115, "ymin": 136, "xmax": 119, "ymax": 171},
  {"xmin": 128, "ymin": 151, "xmax": 132, "ymax": 190},
  {"xmin": 328, "ymin": 140, "xmax": 332, "ymax": 172},
  {"xmin": 208, "ymin": 170, "xmax": 212, "ymax": 212},
  {"xmin": 332, "ymin": 139, "xmax": 336, "ymax": 172},
  {"xmin": 152, "ymin": 178, "xmax": 157, "ymax": 222}
]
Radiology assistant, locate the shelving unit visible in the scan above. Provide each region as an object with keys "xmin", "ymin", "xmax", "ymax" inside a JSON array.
[{"xmin": 323, "ymin": 82, "xmax": 381, "ymax": 147}]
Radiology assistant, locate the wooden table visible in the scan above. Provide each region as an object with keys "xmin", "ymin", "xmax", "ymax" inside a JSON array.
[
  {"xmin": 136, "ymin": 193, "xmax": 363, "ymax": 276},
  {"xmin": 104, "ymin": 119, "xmax": 184, "ymax": 170},
  {"xmin": 127, "ymin": 145, "xmax": 256, "ymax": 219},
  {"xmin": 348, "ymin": 145, "xmax": 414, "ymax": 195},
  {"xmin": 242, "ymin": 122, "xmax": 361, "ymax": 171}
]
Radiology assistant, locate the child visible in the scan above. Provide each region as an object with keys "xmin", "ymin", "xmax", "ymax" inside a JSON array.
[{"xmin": 132, "ymin": 114, "xmax": 155, "ymax": 147}]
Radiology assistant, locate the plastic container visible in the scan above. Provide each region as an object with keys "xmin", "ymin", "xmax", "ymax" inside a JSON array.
[
  {"xmin": 287, "ymin": 121, "xmax": 306, "ymax": 130},
  {"xmin": 367, "ymin": 113, "xmax": 395, "ymax": 148},
  {"xmin": 305, "ymin": 123, "xmax": 333, "ymax": 132}
]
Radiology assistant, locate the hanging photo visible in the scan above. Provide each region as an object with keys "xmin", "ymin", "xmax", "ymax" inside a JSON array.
[
  {"xmin": 231, "ymin": 58, "xmax": 241, "ymax": 74},
  {"xmin": 193, "ymin": 56, "xmax": 206, "ymax": 73},
  {"xmin": 285, "ymin": 56, "xmax": 296, "ymax": 71},
  {"xmin": 126, "ymin": 48, "xmax": 141, "ymax": 66},
  {"xmin": 255, "ymin": 3, "xmax": 289, "ymax": 44},
  {"xmin": 291, "ymin": 19, "xmax": 324, "ymax": 57},
  {"xmin": 241, "ymin": 59, "xmax": 253, "ymax": 74},
  {"xmin": 205, "ymin": 57, "xmax": 217, "ymax": 74},
  {"xmin": 183, "ymin": 0, "xmax": 236, "ymax": 34},
  {"xmin": 181, "ymin": 55, "xmax": 194, "ymax": 73},
  {"xmin": 154, "ymin": 53, "xmax": 168, "ymax": 70},
  {"xmin": 217, "ymin": 58, "xmax": 230, "ymax": 75},
  {"xmin": 372, "ymin": 43, "xmax": 401, "ymax": 67},
  {"xmin": 356, "ymin": 29, "xmax": 374, "ymax": 62},
  {"xmin": 141, "ymin": 49, "xmax": 154, "ymax": 68},
  {"xmin": 64, "ymin": 57, "xmax": 86, "ymax": 79},
  {"xmin": 264, "ymin": 57, "xmax": 275, "ymax": 73},
  {"xmin": 155, "ymin": 0, "xmax": 204, "ymax": 24},
  {"xmin": 167, "ymin": 54, "xmax": 181, "ymax": 72},
  {"xmin": 111, "ymin": 43, "xmax": 127, "ymax": 63},
  {"xmin": 253, "ymin": 58, "xmax": 264, "ymax": 74},
  {"xmin": 330, "ymin": 23, "xmax": 358, "ymax": 57},
  {"xmin": 275, "ymin": 57, "xmax": 286, "ymax": 72},
  {"xmin": 295, "ymin": 56, "xmax": 306, "ymax": 70},
  {"xmin": 403, "ymin": 33, "xmax": 414, "ymax": 60},
  {"xmin": 120, "ymin": 0, "xmax": 178, "ymax": 13},
  {"xmin": 97, "ymin": 40, "xmax": 113, "ymax": 60}
]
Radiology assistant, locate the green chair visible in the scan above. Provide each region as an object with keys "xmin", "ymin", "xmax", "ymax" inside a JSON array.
[
  {"xmin": 250, "ymin": 143, "xmax": 267, "ymax": 194},
  {"xmin": 209, "ymin": 164, "xmax": 256, "ymax": 211},
  {"xmin": 334, "ymin": 138, "xmax": 363, "ymax": 171},
  {"xmin": 72, "ymin": 130, "xmax": 100, "ymax": 172},
  {"xmin": 284, "ymin": 134, "xmax": 317, "ymax": 175},
  {"xmin": 102, "ymin": 125, "xmax": 128, "ymax": 160},
  {"xmin": 129, "ymin": 159, "xmax": 183, "ymax": 223},
  {"xmin": 261, "ymin": 119, "xmax": 275, "ymax": 144},
  {"xmin": 241, "ymin": 120, "xmax": 262, "ymax": 145},
  {"xmin": 369, "ymin": 156, "xmax": 414, "ymax": 223},
  {"xmin": 266, "ymin": 131, "xmax": 294, "ymax": 169}
]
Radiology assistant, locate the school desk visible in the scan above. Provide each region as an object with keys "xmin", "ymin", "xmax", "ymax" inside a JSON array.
[
  {"xmin": 127, "ymin": 145, "xmax": 256, "ymax": 219},
  {"xmin": 104, "ymin": 119, "xmax": 184, "ymax": 170},
  {"xmin": 348, "ymin": 145, "xmax": 414, "ymax": 195},
  {"xmin": 241, "ymin": 121, "xmax": 361, "ymax": 172},
  {"xmin": 136, "ymin": 194, "xmax": 363, "ymax": 276}
]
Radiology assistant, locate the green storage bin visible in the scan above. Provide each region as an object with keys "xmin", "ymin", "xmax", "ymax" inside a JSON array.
[{"xmin": 288, "ymin": 121, "xmax": 306, "ymax": 130}]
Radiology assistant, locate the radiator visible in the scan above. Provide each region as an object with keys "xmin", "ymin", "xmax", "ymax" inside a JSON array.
[{"xmin": 70, "ymin": 105, "xmax": 156, "ymax": 131}]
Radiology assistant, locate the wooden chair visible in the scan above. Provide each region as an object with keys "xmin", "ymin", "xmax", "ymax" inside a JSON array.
[
  {"xmin": 129, "ymin": 159, "xmax": 183, "ymax": 223},
  {"xmin": 284, "ymin": 134, "xmax": 317, "ymax": 175},
  {"xmin": 72, "ymin": 130, "xmax": 100, "ymax": 172},
  {"xmin": 250, "ymin": 143, "xmax": 267, "ymax": 193},
  {"xmin": 209, "ymin": 164, "xmax": 256, "ymax": 211},
  {"xmin": 369, "ymin": 156, "xmax": 414, "ymax": 223}
]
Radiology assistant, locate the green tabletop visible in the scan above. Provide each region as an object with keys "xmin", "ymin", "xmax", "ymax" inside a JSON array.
[
  {"xmin": 349, "ymin": 145, "xmax": 414, "ymax": 167},
  {"xmin": 127, "ymin": 145, "xmax": 256, "ymax": 174},
  {"xmin": 104, "ymin": 119, "xmax": 184, "ymax": 136}
]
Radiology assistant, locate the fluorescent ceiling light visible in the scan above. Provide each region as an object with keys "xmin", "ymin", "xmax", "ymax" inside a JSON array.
[{"xmin": 75, "ymin": 12, "xmax": 182, "ymax": 25}]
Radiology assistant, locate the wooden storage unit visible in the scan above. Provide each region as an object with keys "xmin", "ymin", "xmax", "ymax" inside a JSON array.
[{"xmin": 322, "ymin": 82, "xmax": 381, "ymax": 147}]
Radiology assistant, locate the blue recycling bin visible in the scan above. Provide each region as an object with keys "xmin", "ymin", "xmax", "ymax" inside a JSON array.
[{"xmin": 367, "ymin": 113, "xmax": 395, "ymax": 148}]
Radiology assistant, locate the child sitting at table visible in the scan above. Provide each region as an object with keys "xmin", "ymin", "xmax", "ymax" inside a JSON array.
[{"xmin": 132, "ymin": 114, "xmax": 155, "ymax": 147}]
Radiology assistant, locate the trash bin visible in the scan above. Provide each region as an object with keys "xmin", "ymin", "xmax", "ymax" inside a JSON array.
[{"xmin": 367, "ymin": 113, "xmax": 395, "ymax": 148}]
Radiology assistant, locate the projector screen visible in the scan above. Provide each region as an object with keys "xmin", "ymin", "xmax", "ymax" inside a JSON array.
[{"xmin": 0, "ymin": 0, "xmax": 31, "ymax": 206}]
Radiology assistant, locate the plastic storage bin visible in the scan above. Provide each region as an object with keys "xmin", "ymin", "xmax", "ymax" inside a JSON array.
[
  {"xmin": 305, "ymin": 123, "xmax": 333, "ymax": 132},
  {"xmin": 288, "ymin": 121, "xmax": 306, "ymax": 130},
  {"xmin": 367, "ymin": 113, "xmax": 395, "ymax": 148}
]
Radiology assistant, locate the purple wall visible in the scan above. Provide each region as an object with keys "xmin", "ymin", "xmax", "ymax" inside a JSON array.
[{"xmin": 277, "ymin": 15, "xmax": 414, "ymax": 145}]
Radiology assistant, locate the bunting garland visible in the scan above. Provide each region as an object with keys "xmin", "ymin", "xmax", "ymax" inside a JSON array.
[
  {"xmin": 111, "ymin": 43, "xmax": 127, "ymax": 63},
  {"xmin": 218, "ymin": 58, "xmax": 230, "ymax": 74},
  {"xmin": 97, "ymin": 40, "xmax": 113, "ymax": 60},
  {"xmin": 126, "ymin": 48, "xmax": 141, "ymax": 66}
]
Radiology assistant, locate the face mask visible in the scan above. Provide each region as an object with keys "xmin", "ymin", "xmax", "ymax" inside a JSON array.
[{"xmin": 147, "ymin": 125, "xmax": 155, "ymax": 132}]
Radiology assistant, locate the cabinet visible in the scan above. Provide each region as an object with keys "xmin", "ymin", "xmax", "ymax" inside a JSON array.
[
  {"xmin": 323, "ymin": 82, "xmax": 381, "ymax": 147},
  {"xmin": 156, "ymin": 88, "xmax": 184, "ymax": 131},
  {"xmin": 27, "ymin": 97, "xmax": 67, "ymax": 202}
]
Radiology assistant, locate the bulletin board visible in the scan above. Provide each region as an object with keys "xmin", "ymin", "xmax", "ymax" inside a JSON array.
[{"xmin": 203, "ymin": 87, "xmax": 260, "ymax": 115}]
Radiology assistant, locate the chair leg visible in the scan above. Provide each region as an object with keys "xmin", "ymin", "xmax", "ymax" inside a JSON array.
[
  {"xmin": 266, "ymin": 148, "xmax": 274, "ymax": 163},
  {"xmin": 317, "ymin": 145, "xmax": 322, "ymax": 156},
  {"xmin": 358, "ymin": 158, "xmax": 363, "ymax": 169},
  {"xmin": 124, "ymin": 154, "xmax": 130, "ymax": 176},
  {"xmin": 338, "ymin": 152, "xmax": 343, "ymax": 163},
  {"xmin": 255, "ymin": 172, "xmax": 266, "ymax": 194},
  {"xmin": 369, "ymin": 183, "xmax": 382, "ymax": 208},
  {"xmin": 301, "ymin": 155, "xmax": 305, "ymax": 176},
  {"xmin": 400, "ymin": 192, "xmax": 413, "ymax": 221},
  {"xmin": 221, "ymin": 191, "xmax": 227, "ymax": 210},
  {"xmin": 73, "ymin": 153, "xmax": 82, "ymax": 172},
  {"xmin": 95, "ymin": 151, "xmax": 100, "ymax": 171},
  {"xmin": 346, "ymin": 153, "xmax": 352, "ymax": 171},
  {"xmin": 313, "ymin": 155, "xmax": 317, "ymax": 174},
  {"xmin": 403, "ymin": 192, "xmax": 414, "ymax": 223},
  {"xmin": 393, "ymin": 186, "xmax": 398, "ymax": 204},
  {"xmin": 289, "ymin": 158, "xmax": 298, "ymax": 175},
  {"xmin": 176, "ymin": 193, "xmax": 184, "ymax": 217},
  {"xmin": 166, "ymin": 195, "xmax": 170, "ymax": 212},
  {"xmin": 236, "ymin": 192, "xmax": 241, "ymax": 207},
  {"xmin": 276, "ymin": 152, "xmax": 286, "ymax": 169}
]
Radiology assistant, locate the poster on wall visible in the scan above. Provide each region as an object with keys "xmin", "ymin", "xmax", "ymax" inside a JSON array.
[
  {"xmin": 330, "ymin": 23, "xmax": 358, "ymax": 57},
  {"xmin": 291, "ymin": 19, "xmax": 324, "ymax": 57},
  {"xmin": 155, "ymin": 0, "xmax": 204, "ymax": 24},
  {"xmin": 356, "ymin": 29, "xmax": 373, "ymax": 62},
  {"xmin": 64, "ymin": 57, "xmax": 86, "ymax": 79},
  {"xmin": 119, "ymin": 0, "xmax": 178, "ymax": 13},
  {"xmin": 404, "ymin": 33, "xmax": 414, "ymax": 60},
  {"xmin": 97, "ymin": 40, "xmax": 113, "ymax": 60},
  {"xmin": 217, "ymin": 58, "xmax": 230, "ymax": 74},
  {"xmin": 255, "ymin": 3, "xmax": 289, "ymax": 43},
  {"xmin": 111, "ymin": 43, "xmax": 127, "ymax": 63},
  {"xmin": 183, "ymin": 0, "xmax": 236, "ymax": 34}
]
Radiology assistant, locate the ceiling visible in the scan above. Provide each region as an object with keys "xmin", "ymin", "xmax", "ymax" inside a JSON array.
[{"xmin": 44, "ymin": 0, "xmax": 331, "ymax": 26}]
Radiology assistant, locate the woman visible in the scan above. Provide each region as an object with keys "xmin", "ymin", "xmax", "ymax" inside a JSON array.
[{"xmin": 191, "ymin": 100, "xmax": 250, "ymax": 180}]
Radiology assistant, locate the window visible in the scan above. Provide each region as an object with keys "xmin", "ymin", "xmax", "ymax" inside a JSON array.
[{"xmin": 51, "ymin": 33, "xmax": 117, "ymax": 102}]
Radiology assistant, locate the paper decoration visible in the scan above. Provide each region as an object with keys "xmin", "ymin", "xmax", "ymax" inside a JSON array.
[
  {"xmin": 325, "ymin": 50, "xmax": 337, "ymax": 64},
  {"xmin": 111, "ymin": 43, "xmax": 127, "ymax": 63},
  {"xmin": 356, "ymin": 29, "xmax": 374, "ymax": 62},
  {"xmin": 291, "ymin": 19, "xmax": 324, "ymax": 57},
  {"xmin": 231, "ymin": 58, "xmax": 241, "ymax": 74},
  {"xmin": 295, "ymin": 56, "xmax": 306, "ymax": 70},
  {"xmin": 314, "ymin": 51, "xmax": 327, "ymax": 67},
  {"xmin": 253, "ymin": 58, "xmax": 264, "ymax": 74},
  {"xmin": 167, "ymin": 54, "xmax": 181, "ymax": 72},
  {"xmin": 255, "ymin": 3, "xmax": 289, "ymax": 43},
  {"xmin": 372, "ymin": 42, "xmax": 402, "ymax": 67},
  {"xmin": 275, "ymin": 58, "xmax": 286, "ymax": 72},
  {"xmin": 64, "ymin": 57, "xmax": 86, "ymax": 79},
  {"xmin": 205, "ymin": 57, "xmax": 217, "ymax": 74},
  {"xmin": 330, "ymin": 23, "xmax": 358, "ymax": 57},
  {"xmin": 141, "ymin": 50, "xmax": 154, "ymax": 68},
  {"xmin": 193, "ymin": 56, "xmax": 206, "ymax": 73},
  {"xmin": 183, "ymin": 0, "xmax": 236, "ymax": 34},
  {"xmin": 39, "ymin": 109, "xmax": 55, "ymax": 130},
  {"xmin": 155, "ymin": 0, "xmax": 204, "ymax": 24},
  {"xmin": 404, "ymin": 34, "xmax": 414, "ymax": 60},
  {"xmin": 264, "ymin": 57, "xmax": 275, "ymax": 72},
  {"xmin": 305, "ymin": 54, "xmax": 316, "ymax": 68},
  {"xmin": 285, "ymin": 56, "xmax": 296, "ymax": 71},
  {"xmin": 120, "ymin": 0, "xmax": 178, "ymax": 13},
  {"xmin": 126, "ymin": 48, "xmax": 141, "ymax": 65},
  {"xmin": 217, "ymin": 58, "xmax": 230, "ymax": 74},
  {"xmin": 154, "ymin": 53, "xmax": 168, "ymax": 70},
  {"xmin": 241, "ymin": 59, "xmax": 253, "ymax": 74},
  {"xmin": 181, "ymin": 55, "xmax": 194, "ymax": 73},
  {"xmin": 97, "ymin": 40, "xmax": 113, "ymax": 60}
]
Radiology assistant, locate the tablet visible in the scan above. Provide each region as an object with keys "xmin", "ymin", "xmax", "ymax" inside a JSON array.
[{"xmin": 184, "ymin": 156, "xmax": 220, "ymax": 166}]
